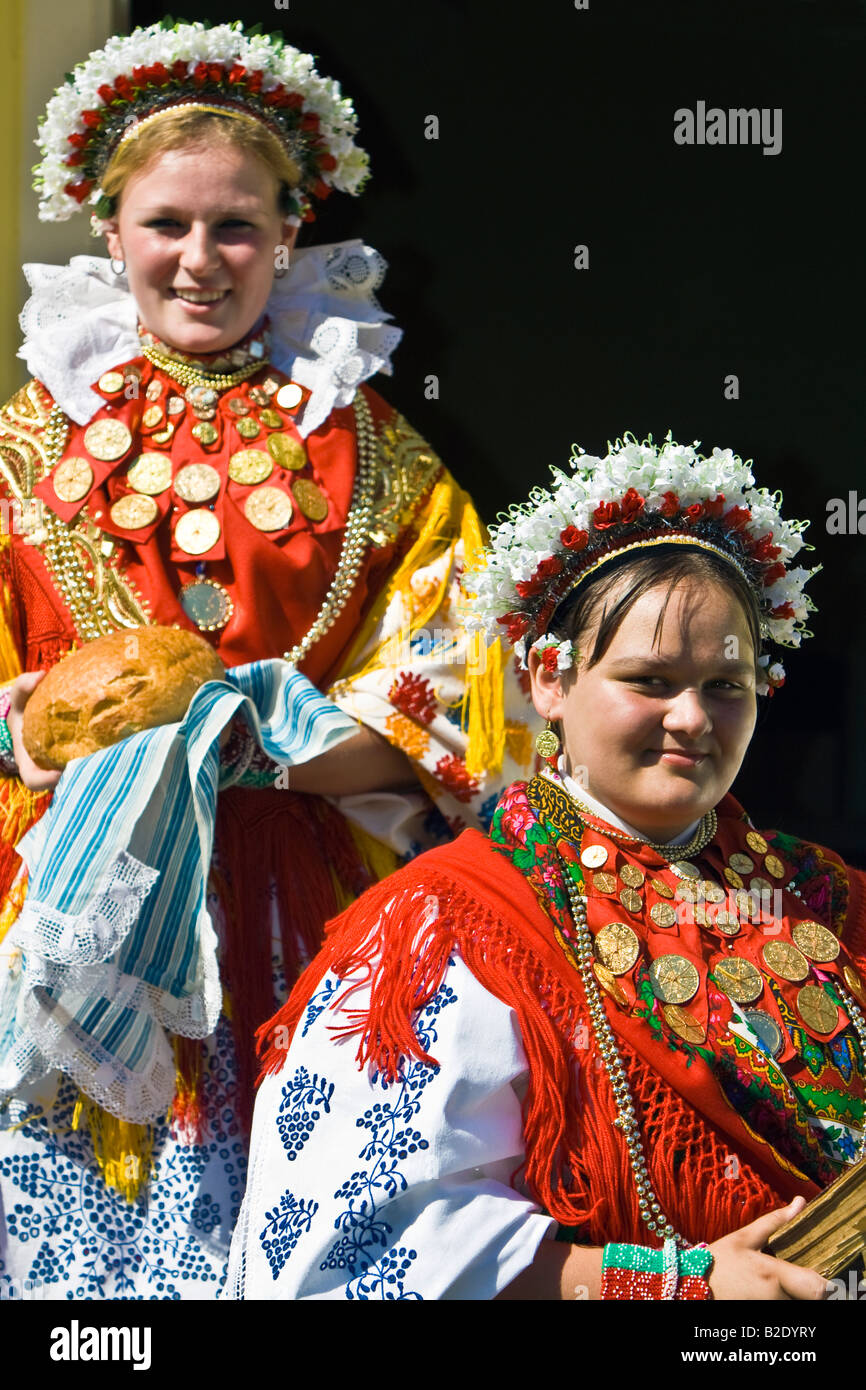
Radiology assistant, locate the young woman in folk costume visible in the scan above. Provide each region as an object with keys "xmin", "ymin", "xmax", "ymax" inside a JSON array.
[
  {"xmin": 0, "ymin": 21, "xmax": 533, "ymax": 1299},
  {"xmin": 228, "ymin": 434, "xmax": 866, "ymax": 1301}
]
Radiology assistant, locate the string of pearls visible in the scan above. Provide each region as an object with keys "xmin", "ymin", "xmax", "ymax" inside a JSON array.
[
  {"xmin": 559, "ymin": 856, "xmax": 687, "ymax": 1247},
  {"xmin": 282, "ymin": 391, "xmax": 378, "ymax": 667}
]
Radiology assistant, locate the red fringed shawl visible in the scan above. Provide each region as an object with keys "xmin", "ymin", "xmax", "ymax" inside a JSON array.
[{"xmin": 259, "ymin": 824, "xmax": 866, "ymax": 1248}]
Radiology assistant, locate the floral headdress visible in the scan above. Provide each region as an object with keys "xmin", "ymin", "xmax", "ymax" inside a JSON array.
[
  {"xmin": 34, "ymin": 19, "xmax": 369, "ymax": 224},
  {"xmin": 463, "ymin": 433, "xmax": 819, "ymax": 694}
]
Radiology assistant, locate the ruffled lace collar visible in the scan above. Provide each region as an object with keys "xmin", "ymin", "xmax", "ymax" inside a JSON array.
[{"xmin": 17, "ymin": 241, "xmax": 402, "ymax": 438}]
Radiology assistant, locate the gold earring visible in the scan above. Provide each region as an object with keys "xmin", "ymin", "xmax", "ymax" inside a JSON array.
[{"xmin": 535, "ymin": 720, "xmax": 561, "ymax": 760}]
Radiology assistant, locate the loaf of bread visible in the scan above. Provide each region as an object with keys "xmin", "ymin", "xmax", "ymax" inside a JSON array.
[{"xmin": 22, "ymin": 626, "xmax": 226, "ymax": 770}]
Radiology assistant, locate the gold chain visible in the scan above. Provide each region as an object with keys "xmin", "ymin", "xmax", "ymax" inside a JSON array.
[{"xmin": 141, "ymin": 345, "xmax": 266, "ymax": 390}]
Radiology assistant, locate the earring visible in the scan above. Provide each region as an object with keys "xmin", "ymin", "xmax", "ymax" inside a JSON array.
[
  {"xmin": 109, "ymin": 257, "xmax": 126, "ymax": 276},
  {"xmin": 535, "ymin": 719, "xmax": 561, "ymax": 761}
]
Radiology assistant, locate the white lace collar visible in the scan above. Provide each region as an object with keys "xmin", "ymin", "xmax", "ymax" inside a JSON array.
[{"xmin": 17, "ymin": 240, "xmax": 402, "ymax": 438}]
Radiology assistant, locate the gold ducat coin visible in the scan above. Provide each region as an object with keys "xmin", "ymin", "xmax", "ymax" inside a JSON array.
[
  {"xmin": 109, "ymin": 493, "xmax": 159, "ymax": 530},
  {"xmin": 663, "ymin": 1003, "xmax": 705, "ymax": 1045},
  {"xmin": 228, "ymin": 449, "xmax": 273, "ymax": 486},
  {"xmin": 796, "ymin": 983, "xmax": 839, "ymax": 1035},
  {"xmin": 166, "ymin": 395, "xmax": 186, "ymax": 416},
  {"xmin": 650, "ymin": 902, "xmax": 677, "ymax": 929},
  {"xmin": 764, "ymin": 854, "xmax": 786, "ymax": 881},
  {"xmin": 762, "ymin": 941, "xmax": 809, "ymax": 983},
  {"xmin": 701, "ymin": 882, "xmax": 726, "ymax": 905},
  {"xmin": 174, "ymin": 464, "xmax": 221, "ymax": 505},
  {"xmin": 746, "ymin": 831, "xmax": 769, "ymax": 855},
  {"xmin": 268, "ymin": 433, "xmax": 307, "ymax": 471},
  {"xmin": 750, "ymin": 876, "xmax": 773, "ymax": 896},
  {"xmin": 619, "ymin": 887, "xmax": 643, "ymax": 914},
  {"xmin": 191, "ymin": 422, "xmax": 219, "ymax": 446},
  {"xmin": 592, "ymin": 961, "xmax": 628, "ymax": 1008},
  {"xmin": 236, "ymin": 417, "xmax": 261, "ymax": 440},
  {"xmin": 276, "ymin": 382, "xmax": 304, "ymax": 410},
  {"xmin": 712, "ymin": 911, "xmax": 741, "ymax": 937},
  {"xmin": 248, "ymin": 386, "xmax": 272, "ymax": 407},
  {"xmin": 619, "ymin": 863, "xmax": 645, "ymax": 889},
  {"xmin": 152, "ymin": 425, "xmax": 175, "ymax": 444},
  {"xmin": 174, "ymin": 508, "xmax": 221, "ymax": 555},
  {"xmin": 651, "ymin": 879, "xmax": 675, "ymax": 900},
  {"xmin": 293, "ymin": 480, "xmax": 329, "ymax": 522},
  {"xmin": 244, "ymin": 485, "xmax": 293, "ymax": 532},
  {"xmin": 712, "ymin": 956, "xmax": 763, "ymax": 1004},
  {"xmin": 592, "ymin": 872, "xmax": 617, "ymax": 895},
  {"xmin": 672, "ymin": 861, "xmax": 701, "ymax": 880},
  {"xmin": 84, "ymin": 418, "xmax": 132, "ymax": 462},
  {"xmin": 97, "ymin": 371, "xmax": 125, "ymax": 395},
  {"xmin": 843, "ymin": 965, "xmax": 866, "ymax": 1005},
  {"xmin": 52, "ymin": 457, "xmax": 94, "ymax": 503},
  {"xmin": 724, "ymin": 867, "xmax": 745, "ymax": 890},
  {"xmin": 127, "ymin": 453, "xmax": 172, "ymax": 496},
  {"xmin": 792, "ymin": 921, "xmax": 840, "ymax": 964},
  {"xmin": 649, "ymin": 955, "xmax": 700, "ymax": 1005},
  {"xmin": 675, "ymin": 879, "xmax": 701, "ymax": 903},
  {"xmin": 145, "ymin": 379, "xmax": 162, "ymax": 402},
  {"xmin": 729, "ymin": 852, "xmax": 755, "ymax": 875},
  {"xmin": 259, "ymin": 408, "xmax": 283, "ymax": 429},
  {"xmin": 142, "ymin": 405, "xmax": 163, "ymax": 429},
  {"xmin": 594, "ymin": 922, "xmax": 641, "ymax": 976},
  {"xmin": 229, "ymin": 397, "xmax": 251, "ymax": 416},
  {"xmin": 580, "ymin": 844, "xmax": 608, "ymax": 870}
]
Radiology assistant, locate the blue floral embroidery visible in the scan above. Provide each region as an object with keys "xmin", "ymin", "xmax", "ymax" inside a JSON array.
[
  {"xmin": 276, "ymin": 1067, "xmax": 334, "ymax": 1161},
  {"xmin": 302, "ymin": 978, "xmax": 339, "ymax": 1038},
  {"xmin": 0, "ymin": 1018, "xmax": 247, "ymax": 1300},
  {"xmin": 319, "ymin": 980, "xmax": 457, "ymax": 1300},
  {"xmin": 259, "ymin": 1192, "xmax": 319, "ymax": 1280}
]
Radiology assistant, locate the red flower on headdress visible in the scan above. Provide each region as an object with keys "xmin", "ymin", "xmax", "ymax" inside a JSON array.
[
  {"xmin": 300, "ymin": 112, "xmax": 321, "ymax": 131},
  {"xmin": 146, "ymin": 63, "xmax": 170, "ymax": 86},
  {"xmin": 682, "ymin": 503, "xmax": 705, "ymax": 523},
  {"xmin": 192, "ymin": 61, "xmax": 210, "ymax": 87},
  {"xmin": 227, "ymin": 63, "xmax": 247, "ymax": 86},
  {"xmin": 720, "ymin": 505, "xmax": 751, "ymax": 532},
  {"xmin": 64, "ymin": 153, "xmax": 86, "ymax": 167},
  {"xmin": 660, "ymin": 491, "xmax": 680, "ymax": 517},
  {"xmin": 560, "ymin": 526, "xmax": 589, "ymax": 551},
  {"xmin": 114, "ymin": 74, "xmax": 134, "ymax": 101},
  {"xmin": 762, "ymin": 562, "xmax": 787, "ymax": 586},
  {"xmin": 97, "ymin": 84, "xmax": 116, "ymax": 105},
  {"xmin": 64, "ymin": 179, "xmax": 94, "ymax": 202},
  {"xmin": 771, "ymin": 601, "xmax": 795, "ymax": 619},
  {"xmin": 704, "ymin": 494, "xmax": 726, "ymax": 519},
  {"xmin": 318, "ymin": 153, "xmax": 338, "ymax": 171},
  {"xmin": 172, "ymin": 60, "xmax": 189, "ymax": 81},
  {"xmin": 620, "ymin": 488, "xmax": 646, "ymax": 524},
  {"xmin": 751, "ymin": 533, "xmax": 782, "ymax": 562},
  {"xmin": 131, "ymin": 66, "xmax": 148, "ymax": 88},
  {"xmin": 498, "ymin": 611, "xmax": 530, "ymax": 643},
  {"xmin": 310, "ymin": 179, "xmax": 333, "ymax": 200},
  {"xmin": 81, "ymin": 109, "xmax": 103, "ymax": 129},
  {"xmin": 541, "ymin": 648, "xmax": 559, "ymax": 673},
  {"xmin": 593, "ymin": 500, "xmax": 621, "ymax": 529},
  {"xmin": 285, "ymin": 93, "xmax": 305, "ymax": 110}
]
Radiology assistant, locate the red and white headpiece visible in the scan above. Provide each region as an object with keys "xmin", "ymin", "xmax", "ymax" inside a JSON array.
[
  {"xmin": 34, "ymin": 20, "xmax": 369, "ymax": 224},
  {"xmin": 462, "ymin": 433, "xmax": 819, "ymax": 694}
]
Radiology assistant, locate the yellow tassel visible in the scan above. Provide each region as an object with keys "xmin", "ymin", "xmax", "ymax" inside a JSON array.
[
  {"xmin": 0, "ymin": 538, "xmax": 21, "ymax": 686},
  {"xmin": 460, "ymin": 500, "xmax": 506, "ymax": 776},
  {"xmin": 347, "ymin": 820, "xmax": 401, "ymax": 885},
  {"xmin": 71, "ymin": 1093, "xmax": 154, "ymax": 1203}
]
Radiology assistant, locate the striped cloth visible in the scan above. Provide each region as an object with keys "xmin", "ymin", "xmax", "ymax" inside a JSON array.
[{"xmin": 0, "ymin": 660, "xmax": 358, "ymax": 1124}]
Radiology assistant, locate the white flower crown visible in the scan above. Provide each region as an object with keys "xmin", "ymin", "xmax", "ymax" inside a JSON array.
[
  {"xmin": 35, "ymin": 20, "xmax": 369, "ymax": 223},
  {"xmin": 462, "ymin": 433, "xmax": 819, "ymax": 691}
]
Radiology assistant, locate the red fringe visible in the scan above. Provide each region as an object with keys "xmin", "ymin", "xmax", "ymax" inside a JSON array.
[
  {"xmin": 216, "ymin": 786, "xmax": 369, "ymax": 1134},
  {"xmin": 258, "ymin": 833, "xmax": 795, "ymax": 1246}
]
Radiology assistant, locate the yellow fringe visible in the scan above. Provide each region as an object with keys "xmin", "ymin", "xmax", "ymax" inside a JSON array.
[
  {"xmin": 347, "ymin": 820, "xmax": 401, "ymax": 886},
  {"xmin": 459, "ymin": 499, "xmax": 506, "ymax": 776},
  {"xmin": 0, "ymin": 537, "xmax": 20, "ymax": 686},
  {"xmin": 71, "ymin": 1094, "xmax": 154, "ymax": 1204}
]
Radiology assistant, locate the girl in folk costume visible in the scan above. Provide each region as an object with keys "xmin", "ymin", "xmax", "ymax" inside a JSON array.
[
  {"xmin": 0, "ymin": 22, "xmax": 532, "ymax": 1299},
  {"xmin": 229, "ymin": 434, "xmax": 865, "ymax": 1301}
]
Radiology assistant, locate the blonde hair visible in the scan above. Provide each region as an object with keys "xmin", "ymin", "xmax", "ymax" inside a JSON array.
[{"xmin": 101, "ymin": 106, "xmax": 301, "ymax": 211}]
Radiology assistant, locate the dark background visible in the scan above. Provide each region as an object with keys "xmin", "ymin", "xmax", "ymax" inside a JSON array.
[{"xmin": 132, "ymin": 0, "xmax": 866, "ymax": 861}]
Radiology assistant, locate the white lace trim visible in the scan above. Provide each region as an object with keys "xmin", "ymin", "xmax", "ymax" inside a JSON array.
[
  {"xmin": 17, "ymin": 240, "xmax": 402, "ymax": 436},
  {"xmin": 0, "ymin": 850, "xmax": 222, "ymax": 1123}
]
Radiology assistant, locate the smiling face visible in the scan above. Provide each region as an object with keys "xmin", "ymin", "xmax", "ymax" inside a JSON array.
[
  {"xmin": 103, "ymin": 143, "xmax": 297, "ymax": 354},
  {"xmin": 529, "ymin": 575, "xmax": 758, "ymax": 839}
]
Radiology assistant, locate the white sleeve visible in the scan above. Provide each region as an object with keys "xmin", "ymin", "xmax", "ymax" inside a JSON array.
[{"xmin": 224, "ymin": 954, "xmax": 555, "ymax": 1300}]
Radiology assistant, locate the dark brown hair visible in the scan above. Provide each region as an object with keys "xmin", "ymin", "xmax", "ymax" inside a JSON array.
[{"xmin": 550, "ymin": 545, "xmax": 763, "ymax": 672}]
